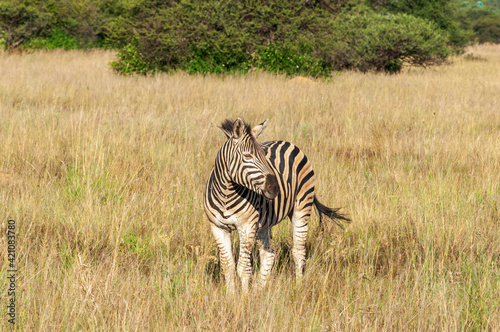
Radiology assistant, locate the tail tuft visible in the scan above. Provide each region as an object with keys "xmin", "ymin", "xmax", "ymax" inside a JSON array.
[{"xmin": 314, "ymin": 197, "xmax": 351, "ymax": 229}]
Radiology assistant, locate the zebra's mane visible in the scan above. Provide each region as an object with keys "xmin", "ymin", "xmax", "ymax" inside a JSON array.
[{"xmin": 219, "ymin": 118, "xmax": 252, "ymax": 137}]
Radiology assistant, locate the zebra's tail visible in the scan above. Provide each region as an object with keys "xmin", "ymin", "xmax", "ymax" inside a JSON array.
[{"xmin": 313, "ymin": 197, "xmax": 351, "ymax": 229}]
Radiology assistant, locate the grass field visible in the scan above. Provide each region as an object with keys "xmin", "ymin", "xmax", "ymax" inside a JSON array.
[{"xmin": 0, "ymin": 45, "xmax": 499, "ymax": 331}]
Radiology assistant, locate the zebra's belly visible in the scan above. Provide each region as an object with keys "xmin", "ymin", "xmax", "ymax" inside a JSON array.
[
  {"xmin": 213, "ymin": 212, "xmax": 239, "ymax": 230},
  {"xmin": 206, "ymin": 205, "xmax": 258, "ymax": 231},
  {"xmin": 207, "ymin": 198, "xmax": 290, "ymax": 231},
  {"xmin": 255, "ymin": 193, "xmax": 294, "ymax": 229}
]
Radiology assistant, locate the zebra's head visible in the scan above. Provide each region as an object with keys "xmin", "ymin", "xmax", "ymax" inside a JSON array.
[{"xmin": 219, "ymin": 118, "xmax": 279, "ymax": 200}]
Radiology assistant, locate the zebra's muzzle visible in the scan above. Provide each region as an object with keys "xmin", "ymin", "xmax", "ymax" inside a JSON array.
[{"xmin": 262, "ymin": 174, "xmax": 279, "ymax": 200}]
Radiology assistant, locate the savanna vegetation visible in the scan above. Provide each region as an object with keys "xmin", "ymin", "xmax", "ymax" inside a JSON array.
[
  {"xmin": 1, "ymin": 0, "xmax": 499, "ymax": 75},
  {"xmin": 0, "ymin": 45, "xmax": 499, "ymax": 330}
]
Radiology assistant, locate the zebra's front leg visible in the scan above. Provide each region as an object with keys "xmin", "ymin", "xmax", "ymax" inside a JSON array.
[
  {"xmin": 256, "ymin": 227, "xmax": 275, "ymax": 288},
  {"xmin": 236, "ymin": 223, "xmax": 257, "ymax": 293},
  {"xmin": 211, "ymin": 224, "xmax": 236, "ymax": 293}
]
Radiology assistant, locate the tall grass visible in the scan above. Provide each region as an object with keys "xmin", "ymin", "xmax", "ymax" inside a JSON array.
[{"xmin": 0, "ymin": 45, "xmax": 499, "ymax": 331}]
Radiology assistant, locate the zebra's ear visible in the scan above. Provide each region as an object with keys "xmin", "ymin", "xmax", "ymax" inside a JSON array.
[
  {"xmin": 251, "ymin": 119, "xmax": 269, "ymax": 139},
  {"xmin": 233, "ymin": 118, "xmax": 245, "ymax": 140}
]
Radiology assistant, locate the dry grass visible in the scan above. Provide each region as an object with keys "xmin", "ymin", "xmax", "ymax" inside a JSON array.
[{"xmin": 0, "ymin": 45, "xmax": 499, "ymax": 331}]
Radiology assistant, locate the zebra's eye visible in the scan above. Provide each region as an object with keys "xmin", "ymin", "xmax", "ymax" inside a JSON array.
[{"xmin": 243, "ymin": 153, "xmax": 253, "ymax": 161}]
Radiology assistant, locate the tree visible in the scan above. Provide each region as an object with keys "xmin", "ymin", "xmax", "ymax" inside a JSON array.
[
  {"xmin": 0, "ymin": 0, "xmax": 54, "ymax": 50},
  {"xmin": 367, "ymin": 0, "xmax": 470, "ymax": 50},
  {"xmin": 111, "ymin": 0, "xmax": 453, "ymax": 75}
]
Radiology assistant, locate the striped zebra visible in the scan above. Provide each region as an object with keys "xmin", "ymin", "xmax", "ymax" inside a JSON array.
[{"xmin": 204, "ymin": 118, "xmax": 349, "ymax": 292}]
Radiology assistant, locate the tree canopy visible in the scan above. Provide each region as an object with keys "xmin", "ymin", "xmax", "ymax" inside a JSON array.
[{"xmin": 1, "ymin": 0, "xmax": 496, "ymax": 75}]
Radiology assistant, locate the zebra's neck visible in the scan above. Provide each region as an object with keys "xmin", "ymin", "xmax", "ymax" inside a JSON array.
[{"xmin": 209, "ymin": 152, "xmax": 239, "ymax": 208}]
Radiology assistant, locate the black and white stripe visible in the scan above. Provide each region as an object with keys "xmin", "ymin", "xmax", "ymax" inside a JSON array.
[{"xmin": 204, "ymin": 118, "xmax": 349, "ymax": 292}]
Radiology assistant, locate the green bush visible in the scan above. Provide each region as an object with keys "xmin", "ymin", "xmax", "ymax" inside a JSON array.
[
  {"xmin": 0, "ymin": 0, "xmax": 55, "ymax": 50},
  {"xmin": 473, "ymin": 14, "xmax": 500, "ymax": 43},
  {"xmin": 0, "ymin": 0, "xmax": 139, "ymax": 51},
  {"xmin": 368, "ymin": 0, "xmax": 470, "ymax": 50},
  {"xmin": 110, "ymin": 42, "xmax": 157, "ymax": 75},
  {"xmin": 24, "ymin": 27, "xmax": 79, "ymax": 50},
  {"xmin": 0, "ymin": 0, "xmax": 461, "ymax": 76},
  {"xmin": 322, "ymin": 11, "xmax": 451, "ymax": 73},
  {"xmin": 112, "ymin": 0, "xmax": 330, "ymax": 76},
  {"xmin": 455, "ymin": 1, "xmax": 500, "ymax": 44},
  {"xmin": 255, "ymin": 44, "xmax": 330, "ymax": 77},
  {"xmin": 111, "ymin": 0, "xmax": 453, "ymax": 76}
]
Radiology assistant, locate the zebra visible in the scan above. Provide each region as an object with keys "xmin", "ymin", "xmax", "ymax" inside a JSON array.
[{"xmin": 204, "ymin": 118, "xmax": 350, "ymax": 292}]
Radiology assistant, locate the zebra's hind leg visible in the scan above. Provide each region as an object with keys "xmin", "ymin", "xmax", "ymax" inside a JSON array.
[
  {"xmin": 255, "ymin": 227, "xmax": 275, "ymax": 288},
  {"xmin": 291, "ymin": 200, "xmax": 313, "ymax": 281},
  {"xmin": 236, "ymin": 223, "xmax": 257, "ymax": 293},
  {"xmin": 211, "ymin": 224, "xmax": 236, "ymax": 293}
]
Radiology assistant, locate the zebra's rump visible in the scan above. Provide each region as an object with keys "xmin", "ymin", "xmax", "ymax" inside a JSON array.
[{"xmin": 260, "ymin": 140, "xmax": 315, "ymax": 227}]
